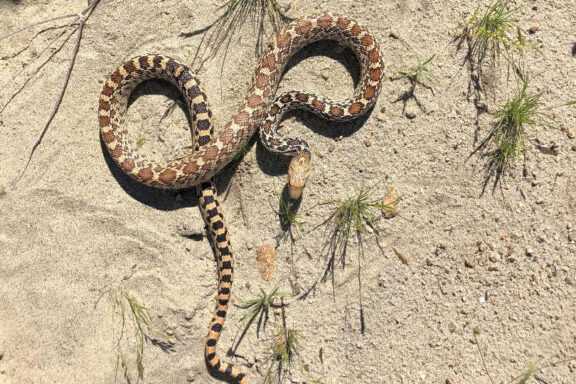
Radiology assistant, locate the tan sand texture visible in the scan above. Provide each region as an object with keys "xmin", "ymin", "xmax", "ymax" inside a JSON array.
[{"xmin": 1, "ymin": 0, "xmax": 575, "ymax": 383}]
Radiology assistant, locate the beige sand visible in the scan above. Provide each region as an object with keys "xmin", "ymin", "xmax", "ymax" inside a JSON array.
[{"xmin": 1, "ymin": 0, "xmax": 575, "ymax": 383}]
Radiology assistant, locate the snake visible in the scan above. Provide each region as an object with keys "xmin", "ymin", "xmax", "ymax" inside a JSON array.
[{"xmin": 98, "ymin": 13, "xmax": 383, "ymax": 384}]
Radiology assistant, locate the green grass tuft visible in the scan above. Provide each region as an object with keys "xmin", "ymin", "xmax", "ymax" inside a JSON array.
[
  {"xmin": 457, "ymin": 0, "xmax": 536, "ymax": 93},
  {"xmin": 111, "ymin": 291, "xmax": 173, "ymax": 383},
  {"xmin": 320, "ymin": 188, "xmax": 391, "ymax": 275},
  {"xmin": 473, "ymin": 76, "xmax": 546, "ymax": 191}
]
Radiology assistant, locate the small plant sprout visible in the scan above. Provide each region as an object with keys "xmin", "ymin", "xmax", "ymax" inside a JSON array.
[
  {"xmin": 111, "ymin": 290, "xmax": 173, "ymax": 382},
  {"xmin": 275, "ymin": 194, "xmax": 304, "ymax": 247},
  {"xmin": 272, "ymin": 328, "xmax": 302, "ymax": 365},
  {"xmin": 398, "ymin": 54, "xmax": 439, "ymax": 94},
  {"xmin": 135, "ymin": 137, "xmax": 146, "ymax": 148},
  {"xmin": 278, "ymin": 195, "xmax": 303, "ymax": 231},
  {"xmin": 237, "ymin": 286, "xmax": 290, "ymax": 337},
  {"xmin": 515, "ymin": 359, "xmax": 536, "ymax": 384},
  {"xmin": 393, "ymin": 54, "xmax": 438, "ymax": 113},
  {"xmin": 457, "ymin": 0, "xmax": 536, "ymax": 93},
  {"xmin": 265, "ymin": 327, "xmax": 303, "ymax": 383},
  {"xmin": 473, "ymin": 76, "xmax": 550, "ymax": 192}
]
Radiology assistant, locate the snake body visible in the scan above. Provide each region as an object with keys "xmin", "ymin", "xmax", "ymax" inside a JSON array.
[{"xmin": 99, "ymin": 13, "xmax": 383, "ymax": 384}]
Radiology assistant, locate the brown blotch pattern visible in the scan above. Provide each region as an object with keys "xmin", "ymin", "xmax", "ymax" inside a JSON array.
[
  {"xmin": 351, "ymin": 24, "xmax": 362, "ymax": 36},
  {"xmin": 370, "ymin": 68, "xmax": 382, "ymax": 82},
  {"xmin": 317, "ymin": 14, "xmax": 333, "ymax": 28},
  {"xmin": 99, "ymin": 99, "xmax": 110, "ymax": 111},
  {"xmin": 296, "ymin": 19, "xmax": 312, "ymax": 34},
  {"xmin": 269, "ymin": 105, "xmax": 280, "ymax": 116},
  {"xmin": 369, "ymin": 48, "xmax": 380, "ymax": 63},
  {"xmin": 261, "ymin": 54, "xmax": 276, "ymax": 70},
  {"xmin": 296, "ymin": 93, "xmax": 309, "ymax": 102},
  {"xmin": 123, "ymin": 61, "xmax": 137, "ymax": 74},
  {"xmin": 159, "ymin": 169, "xmax": 176, "ymax": 183},
  {"xmin": 183, "ymin": 161, "xmax": 199, "ymax": 174},
  {"xmin": 203, "ymin": 145, "xmax": 219, "ymax": 161},
  {"xmin": 102, "ymin": 130, "xmax": 115, "ymax": 144},
  {"xmin": 248, "ymin": 94, "xmax": 262, "ymax": 108},
  {"xmin": 276, "ymin": 32, "xmax": 291, "ymax": 48},
  {"xmin": 312, "ymin": 99, "xmax": 324, "ymax": 110},
  {"xmin": 234, "ymin": 111, "xmax": 250, "ymax": 125},
  {"xmin": 111, "ymin": 144, "xmax": 123, "ymax": 159},
  {"xmin": 101, "ymin": 84, "xmax": 114, "ymax": 97},
  {"xmin": 330, "ymin": 106, "xmax": 344, "ymax": 116},
  {"xmin": 122, "ymin": 158, "xmax": 135, "ymax": 172},
  {"xmin": 348, "ymin": 102, "xmax": 364, "ymax": 115},
  {"xmin": 364, "ymin": 86, "xmax": 376, "ymax": 99},
  {"xmin": 255, "ymin": 72, "xmax": 269, "ymax": 88},
  {"xmin": 361, "ymin": 35, "xmax": 373, "ymax": 47},
  {"xmin": 337, "ymin": 17, "xmax": 350, "ymax": 28},
  {"xmin": 99, "ymin": 115, "xmax": 110, "ymax": 127},
  {"xmin": 138, "ymin": 167, "xmax": 153, "ymax": 181},
  {"xmin": 139, "ymin": 56, "xmax": 150, "ymax": 69},
  {"xmin": 110, "ymin": 70, "xmax": 123, "ymax": 85}
]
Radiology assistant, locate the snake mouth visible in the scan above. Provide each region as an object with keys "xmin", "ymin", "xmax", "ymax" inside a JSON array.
[{"xmin": 287, "ymin": 151, "xmax": 311, "ymax": 199}]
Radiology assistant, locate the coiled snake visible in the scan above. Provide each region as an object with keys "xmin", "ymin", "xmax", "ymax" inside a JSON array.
[{"xmin": 99, "ymin": 13, "xmax": 383, "ymax": 384}]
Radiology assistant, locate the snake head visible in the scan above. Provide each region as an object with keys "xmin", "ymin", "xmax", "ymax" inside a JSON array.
[{"xmin": 287, "ymin": 152, "xmax": 311, "ymax": 199}]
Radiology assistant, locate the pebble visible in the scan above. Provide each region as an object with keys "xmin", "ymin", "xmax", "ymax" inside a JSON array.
[
  {"xmin": 566, "ymin": 127, "xmax": 575, "ymax": 139},
  {"xmin": 464, "ymin": 258, "xmax": 475, "ymax": 268},
  {"xmin": 525, "ymin": 248, "xmax": 535, "ymax": 257},
  {"xmin": 405, "ymin": 110, "xmax": 417, "ymax": 119},
  {"xmin": 364, "ymin": 139, "xmax": 372, "ymax": 147},
  {"xmin": 382, "ymin": 186, "xmax": 399, "ymax": 218},
  {"xmin": 460, "ymin": 306, "xmax": 473, "ymax": 315},
  {"xmin": 186, "ymin": 372, "xmax": 196, "ymax": 382},
  {"xmin": 389, "ymin": 29, "xmax": 400, "ymax": 39},
  {"xmin": 528, "ymin": 21, "xmax": 540, "ymax": 34},
  {"xmin": 321, "ymin": 70, "xmax": 330, "ymax": 80},
  {"xmin": 488, "ymin": 264, "xmax": 499, "ymax": 271},
  {"xmin": 257, "ymin": 243, "xmax": 277, "ymax": 281}
]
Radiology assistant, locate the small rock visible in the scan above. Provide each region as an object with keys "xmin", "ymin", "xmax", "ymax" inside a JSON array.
[
  {"xmin": 464, "ymin": 258, "xmax": 475, "ymax": 268},
  {"xmin": 389, "ymin": 29, "xmax": 400, "ymax": 39},
  {"xmin": 364, "ymin": 139, "xmax": 372, "ymax": 147},
  {"xmin": 405, "ymin": 110, "xmax": 417, "ymax": 119},
  {"xmin": 186, "ymin": 372, "xmax": 196, "ymax": 382},
  {"xmin": 184, "ymin": 310, "xmax": 195, "ymax": 320},
  {"xmin": 460, "ymin": 306, "xmax": 473, "ymax": 315},
  {"xmin": 321, "ymin": 70, "xmax": 330, "ymax": 80},
  {"xmin": 528, "ymin": 21, "xmax": 540, "ymax": 34},
  {"xmin": 525, "ymin": 248, "xmax": 535, "ymax": 257},
  {"xmin": 488, "ymin": 264, "xmax": 499, "ymax": 271},
  {"xmin": 257, "ymin": 243, "xmax": 277, "ymax": 281},
  {"xmin": 565, "ymin": 127, "xmax": 575, "ymax": 139},
  {"xmin": 381, "ymin": 186, "xmax": 399, "ymax": 218},
  {"xmin": 245, "ymin": 241, "xmax": 254, "ymax": 250}
]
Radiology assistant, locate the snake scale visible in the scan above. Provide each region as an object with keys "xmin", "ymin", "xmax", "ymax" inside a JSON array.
[{"xmin": 99, "ymin": 13, "xmax": 383, "ymax": 384}]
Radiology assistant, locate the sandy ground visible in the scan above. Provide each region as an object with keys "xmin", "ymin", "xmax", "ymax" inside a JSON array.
[{"xmin": 1, "ymin": 0, "xmax": 575, "ymax": 383}]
